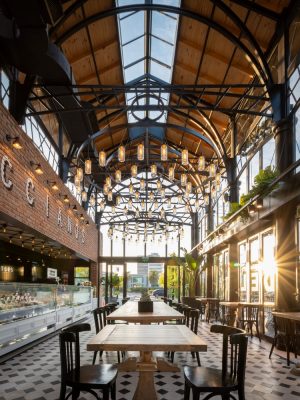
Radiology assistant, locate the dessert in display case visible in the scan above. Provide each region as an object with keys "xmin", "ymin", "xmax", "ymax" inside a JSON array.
[{"xmin": 0, "ymin": 282, "xmax": 93, "ymax": 357}]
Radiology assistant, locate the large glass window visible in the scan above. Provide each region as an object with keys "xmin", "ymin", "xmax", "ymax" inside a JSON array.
[
  {"xmin": 262, "ymin": 231, "xmax": 276, "ymax": 304},
  {"xmin": 249, "ymin": 237, "xmax": 260, "ymax": 303},
  {"xmin": 239, "ymin": 242, "xmax": 247, "ymax": 302},
  {"xmin": 262, "ymin": 138, "xmax": 276, "ymax": 169},
  {"xmin": 248, "ymin": 152, "xmax": 260, "ymax": 190}
]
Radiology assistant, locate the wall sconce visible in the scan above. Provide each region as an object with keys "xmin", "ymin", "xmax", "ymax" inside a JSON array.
[
  {"xmin": 47, "ymin": 180, "xmax": 59, "ymax": 191},
  {"xmin": 63, "ymin": 194, "xmax": 69, "ymax": 203},
  {"xmin": 6, "ymin": 134, "xmax": 22, "ymax": 149},
  {"xmin": 72, "ymin": 205, "xmax": 78, "ymax": 212},
  {"xmin": 30, "ymin": 161, "xmax": 43, "ymax": 175},
  {"xmin": 248, "ymin": 204, "xmax": 256, "ymax": 214},
  {"xmin": 256, "ymin": 198, "xmax": 263, "ymax": 209},
  {"xmin": 79, "ymin": 214, "xmax": 84, "ymax": 221}
]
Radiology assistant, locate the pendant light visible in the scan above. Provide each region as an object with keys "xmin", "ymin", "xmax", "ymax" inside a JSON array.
[
  {"xmin": 81, "ymin": 189, "xmax": 87, "ymax": 202},
  {"xmin": 141, "ymin": 199, "xmax": 145, "ymax": 210},
  {"xmin": 160, "ymin": 207, "xmax": 165, "ymax": 219},
  {"xmin": 135, "ymin": 190, "xmax": 140, "ymax": 200},
  {"xmin": 76, "ymin": 167, "xmax": 83, "ymax": 182},
  {"xmin": 195, "ymin": 198, "xmax": 200, "ymax": 210},
  {"xmin": 148, "ymin": 210, "xmax": 153, "ymax": 219},
  {"xmin": 186, "ymin": 181, "xmax": 192, "ymax": 193},
  {"xmin": 112, "ymin": 205, "xmax": 116, "ymax": 214},
  {"xmin": 100, "ymin": 200, "xmax": 105, "ymax": 211},
  {"xmin": 149, "ymin": 191, "xmax": 154, "ymax": 202},
  {"xmin": 128, "ymin": 198, "xmax": 133, "ymax": 210},
  {"xmin": 182, "ymin": 149, "xmax": 189, "ymax": 166},
  {"xmin": 161, "ymin": 144, "xmax": 168, "ymax": 161},
  {"xmin": 150, "ymin": 164, "xmax": 157, "ymax": 178},
  {"xmin": 135, "ymin": 209, "xmax": 140, "ymax": 218},
  {"xmin": 140, "ymin": 178, "xmax": 145, "ymax": 191},
  {"xmin": 168, "ymin": 166, "xmax": 175, "ymax": 181},
  {"xmin": 178, "ymin": 194, "xmax": 183, "ymax": 204},
  {"xmin": 157, "ymin": 180, "xmax": 162, "ymax": 191},
  {"xmin": 154, "ymin": 200, "xmax": 159, "ymax": 210},
  {"xmin": 181, "ymin": 173, "xmax": 187, "ymax": 187},
  {"xmin": 108, "ymin": 190, "xmax": 113, "ymax": 201},
  {"xmin": 172, "ymin": 205, "xmax": 176, "ymax": 215},
  {"xmin": 123, "ymin": 206, "xmax": 128, "ymax": 215},
  {"xmin": 198, "ymin": 155, "xmax": 205, "ymax": 170},
  {"xmin": 118, "ymin": 145, "xmax": 125, "ymax": 162},
  {"xmin": 85, "ymin": 159, "xmax": 92, "ymax": 175},
  {"xmin": 209, "ymin": 163, "xmax": 216, "ymax": 177},
  {"xmin": 167, "ymin": 197, "xmax": 171, "ymax": 207},
  {"xmin": 74, "ymin": 175, "xmax": 81, "ymax": 188},
  {"xmin": 137, "ymin": 143, "xmax": 144, "ymax": 161},
  {"xmin": 131, "ymin": 164, "xmax": 138, "ymax": 178},
  {"xmin": 106, "ymin": 176, "xmax": 112, "ymax": 188},
  {"xmin": 216, "ymin": 171, "xmax": 221, "ymax": 189},
  {"xmin": 99, "ymin": 150, "xmax": 106, "ymax": 167},
  {"xmin": 115, "ymin": 169, "xmax": 122, "ymax": 183},
  {"xmin": 116, "ymin": 195, "xmax": 121, "ymax": 206},
  {"xmin": 161, "ymin": 188, "xmax": 165, "ymax": 199},
  {"xmin": 90, "ymin": 195, "xmax": 95, "ymax": 207},
  {"xmin": 129, "ymin": 182, "xmax": 134, "ymax": 194},
  {"xmin": 103, "ymin": 183, "xmax": 109, "ymax": 195}
]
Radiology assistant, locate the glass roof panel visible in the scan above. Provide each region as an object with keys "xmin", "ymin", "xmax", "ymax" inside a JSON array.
[
  {"xmin": 122, "ymin": 36, "xmax": 145, "ymax": 67},
  {"xmin": 124, "ymin": 60, "xmax": 145, "ymax": 83},
  {"xmin": 153, "ymin": 0, "xmax": 180, "ymax": 6},
  {"xmin": 152, "ymin": 11, "xmax": 178, "ymax": 44},
  {"xmin": 119, "ymin": 11, "xmax": 145, "ymax": 45},
  {"xmin": 150, "ymin": 59, "xmax": 171, "ymax": 83},
  {"xmin": 151, "ymin": 36, "xmax": 174, "ymax": 67},
  {"xmin": 118, "ymin": 0, "xmax": 145, "ymax": 5}
]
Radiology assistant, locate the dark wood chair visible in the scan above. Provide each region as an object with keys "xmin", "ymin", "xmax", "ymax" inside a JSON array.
[
  {"xmin": 171, "ymin": 309, "xmax": 201, "ymax": 366},
  {"xmin": 269, "ymin": 315, "xmax": 299, "ymax": 366},
  {"xmin": 183, "ymin": 324, "xmax": 247, "ymax": 400},
  {"xmin": 59, "ymin": 323, "xmax": 117, "ymax": 400},
  {"xmin": 205, "ymin": 299, "xmax": 220, "ymax": 323},
  {"xmin": 237, "ymin": 305, "xmax": 261, "ymax": 341},
  {"xmin": 92, "ymin": 307, "xmax": 123, "ymax": 364}
]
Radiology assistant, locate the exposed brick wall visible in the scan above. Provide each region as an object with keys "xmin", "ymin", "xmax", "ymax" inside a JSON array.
[{"xmin": 0, "ymin": 103, "xmax": 98, "ymax": 261}]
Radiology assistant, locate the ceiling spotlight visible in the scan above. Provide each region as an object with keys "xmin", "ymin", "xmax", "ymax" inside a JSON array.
[
  {"xmin": 6, "ymin": 134, "xmax": 22, "ymax": 149},
  {"xmin": 30, "ymin": 161, "xmax": 43, "ymax": 175}
]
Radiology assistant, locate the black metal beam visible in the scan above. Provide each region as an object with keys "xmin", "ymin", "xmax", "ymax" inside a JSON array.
[{"xmin": 227, "ymin": 0, "xmax": 280, "ymax": 21}]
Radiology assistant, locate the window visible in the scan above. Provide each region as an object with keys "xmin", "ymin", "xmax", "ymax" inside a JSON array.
[
  {"xmin": 74, "ymin": 266, "xmax": 90, "ymax": 286},
  {"xmin": 262, "ymin": 138, "xmax": 276, "ymax": 169},
  {"xmin": 248, "ymin": 152, "xmax": 260, "ymax": 190},
  {"xmin": 239, "ymin": 242, "xmax": 247, "ymax": 302}
]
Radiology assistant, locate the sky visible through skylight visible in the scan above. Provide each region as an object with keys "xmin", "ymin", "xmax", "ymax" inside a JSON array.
[{"xmin": 117, "ymin": 0, "xmax": 181, "ymax": 123}]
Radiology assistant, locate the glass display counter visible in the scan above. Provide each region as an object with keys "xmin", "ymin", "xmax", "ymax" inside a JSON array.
[{"xmin": 0, "ymin": 282, "xmax": 93, "ymax": 357}]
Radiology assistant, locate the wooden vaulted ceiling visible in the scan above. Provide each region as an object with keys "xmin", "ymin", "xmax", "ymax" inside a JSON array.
[{"xmin": 49, "ymin": 0, "xmax": 290, "ymax": 166}]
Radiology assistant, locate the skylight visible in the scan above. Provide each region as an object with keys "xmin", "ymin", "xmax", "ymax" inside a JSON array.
[{"xmin": 116, "ymin": 0, "xmax": 181, "ymax": 124}]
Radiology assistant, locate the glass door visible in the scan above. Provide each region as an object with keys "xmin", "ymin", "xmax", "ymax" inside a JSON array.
[{"xmin": 167, "ymin": 264, "xmax": 180, "ymax": 301}]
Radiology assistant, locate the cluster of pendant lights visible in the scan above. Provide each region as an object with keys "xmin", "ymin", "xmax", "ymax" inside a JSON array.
[{"xmin": 75, "ymin": 142, "xmax": 221, "ymax": 218}]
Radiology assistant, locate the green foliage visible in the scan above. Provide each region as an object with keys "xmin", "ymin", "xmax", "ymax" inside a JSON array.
[
  {"xmin": 223, "ymin": 166, "xmax": 279, "ymax": 222},
  {"xmin": 148, "ymin": 270, "xmax": 159, "ymax": 287},
  {"xmin": 140, "ymin": 287, "xmax": 151, "ymax": 302}
]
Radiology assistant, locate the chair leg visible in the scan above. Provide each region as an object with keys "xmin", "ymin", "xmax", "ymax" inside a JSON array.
[
  {"xmin": 256, "ymin": 322, "xmax": 261, "ymax": 342},
  {"xmin": 59, "ymin": 383, "xmax": 67, "ymax": 400},
  {"xmin": 72, "ymin": 389, "xmax": 80, "ymax": 400},
  {"xmin": 192, "ymin": 387, "xmax": 200, "ymax": 400},
  {"xmin": 184, "ymin": 382, "xmax": 190, "ymax": 400},
  {"xmin": 237, "ymin": 386, "xmax": 246, "ymax": 400},
  {"xmin": 111, "ymin": 382, "xmax": 116, "ymax": 400},
  {"xmin": 117, "ymin": 351, "xmax": 120, "ymax": 363},
  {"xmin": 103, "ymin": 388, "xmax": 109, "ymax": 400},
  {"xmin": 92, "ymin": 351, "xmax": 98, "ymax": 365},
  {"xmin": 171, "ymin": 352, "xmax": 175, "ymax": 363},
  {"xmin": 196, "ymin": 352, "xmax": 201, "ymax": 366},
  {"xmin": 269, "ymin": 338, "xmax": 276, "ymax": 359},
  {"xmin": 286, "ymin": 339, "xmax": 291, "ymax": 366}
]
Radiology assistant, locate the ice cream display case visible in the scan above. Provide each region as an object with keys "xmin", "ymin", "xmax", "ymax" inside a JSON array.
[{"xmin": 0, "ymin": 282, "xmax": 93, "ymax": 357}]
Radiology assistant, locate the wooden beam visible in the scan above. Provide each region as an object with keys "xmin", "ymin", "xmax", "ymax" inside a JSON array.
[
  {"xmin": 68, "ymin": 37, "xmax": 118, "ymax": 65},
  {"xmin": 78, "ymin": 60, "xmax": 121, "ymax": 83}
]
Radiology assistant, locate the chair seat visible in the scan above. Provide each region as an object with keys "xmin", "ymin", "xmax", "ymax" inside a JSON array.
[
  {"xmin": 66, "ymin": 364, "xmax": 118, "ymax": 388},
  {"xmin": 184, "ymin": 366, "xmax": 237, "ymax": 392}
]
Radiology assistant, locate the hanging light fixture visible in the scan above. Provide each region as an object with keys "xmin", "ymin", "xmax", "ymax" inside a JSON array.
[
  {"xmin": 161, "ymin": 188, "xmax": 165, "ymax": 199},
  {"xmin": 154, "ymin": 200, "xmax": 159, "ymax": 210},
  {"xmin": 118, "ymin": 145, "xmax": 125, "ymax": 162},
  {"xmin": 116, "ymin": 195, "xmax": 121, "ymax": 206},
  {"xmin": 198, "ymin": 155, "xmax": 205, "ymax": 170},
  {"xmin": 148, "ymin": 210, "xmax": 153, "ymax": 219},
  {"xmin": 204, "ymin": 193, "xmax": 209, "ymax": 205},
  {"xmin": 100, "ymin": 200, "xmax": 105, "ymax": 210},
  {"xmin": 172, "ymin": 205, "xmax": 176, "ymax": 215},
  {"xmin": 141, "ymin": 199, "xmax": 145, "ymax": 210},
  {"xmin": 161, "ymin": 144, "xmax": 168, "ymax": 161},
  {"xmin": 131, "ymin": 164, "xmax": 138, "ymax": 178},
  {"xmin": 76, "ymin": 167, "xmax": 83, "ymax": 181},
  {"xmin": 167, "ymin": 197, "xmax": 171, "ymax": 207},
  {"xmin": 90, "ymin": 195, "xmax": 95, "ymax": 206},
  {"xmin": 216, "ymin": 172, "xmax": 221, "ymax": 189},
  {"xmin": 99, "ymin": 150, "xmax": 106, "ymax": 167},
  {"xmin": 149, "ymin": 191, "xmax": 154, "ymax": 202},
  {"xmin": 129, "ymin": 181, "xmax": 134, "ymax": 194},
  {"xmin": 108, "ymin": 190, "xmax": 113, "ymax": 202},
  {"xmin": 160, "ymin": 207, "xmax": 165, "ymax": 219},
  {"xmin": 74, "ymin": 175, "xmax": 81, "ymax": 188},
  {"xmin": 195, "ymin": 198, "xmax": 200, "ymax": 210},
  {"xmin": 182, "ymin": 149, "xmax": 189, "ymax": 166},
  {"xmin": 134, "ymin": 190, "xmax": 140, "ymax": 200},
  {"xmin": 168, "ymin": 166, "xmax": 175, "ymax": 181},
  {"xmin": 106, "ymin": 176, "xmax": 112, "ymax": 188},
  {"xmin": 128, "ymin": 198, "xmax": 133, "ymax": 210},
  {"xmin": 185, "ymin": 203, "xmax": 189, "ymax": 212},
  {"xmin": 209, "ymin": 163, "xmax": 216, "ymax": 177},
  {"xmin": 178, "ymin": 194, "xmax": 183, "ymax": 204},
  {"xmin": 112, "ymin": 205, "xmax": 116, "ymax": 214},
  {"xmin": 123, "ymin": 206, "xmax": 128, "ymax": 215},
  {"xmin": 115, "ymin": 169, "xmax": 122, "ymax": 183},
  {"xmin": 150, "ymin": 164, "xmax": 157, "ymax": 177},
  {"xmin": 211, "ymin": 185, "xmax": 216, "ymax": 199},
  {"xmin": 81, "ymin": 190, "xmax": 87, "ymax": 202},
  {"xmin": 157, "ymin": 180, "xmax": 162, "ymax": 191},
  {"xmin": 140, "ymin": 178, "xmax": 145, "ymax": 191},
  {"xmin": 108, "ymin": 226, "xmax": 113, "ymax": 238},
  {"xmin": 186, "ymin": 181, "xmax": 192, "ymax": 193},
  {"xmin": 135, "ymin": 209, "xmax": 140, "ymax": 218},
  {"xmin": 181, "ymin": 173, "xmax": 187, "ymax": 187},
  {"xmin": 137, "ymin": 143, "xmax": 144, "ymax": 161},
  {"xmin": 103, "ymin": 183, "xmax": 109, "ymax": 195},
  {"xmin": 85, "ymin": 159, "xmax": 92, "ymax": 175}
]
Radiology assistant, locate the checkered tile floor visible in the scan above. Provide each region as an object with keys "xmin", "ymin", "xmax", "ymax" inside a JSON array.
[{"xmin": 1, "ymin": 319, "xmax": 300, "ymax": 400}]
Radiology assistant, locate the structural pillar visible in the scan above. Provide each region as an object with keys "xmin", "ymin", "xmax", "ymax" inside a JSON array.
[
  {"xmin": 228, "ymin": 242, "xmax": 239, "ymax": 301},
  {"xmin": 273, "ymin": 117, "xmax": 294, "ymax": 175}
]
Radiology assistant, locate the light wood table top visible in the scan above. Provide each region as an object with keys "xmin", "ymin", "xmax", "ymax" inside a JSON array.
[
  {"xmin": 272, "ymin": 312, "xmax": 300, "ymax": 322},
  {"xmin": 87, "ymin": 324, "xmax": 207, "ymax": 352},
  {"xmin": 87, "ymin": 324, "xmax": 207, "ymax": 400},
  {"xmin": 106, "ymin": 300, "xmax": 184, "ymax": 323}
]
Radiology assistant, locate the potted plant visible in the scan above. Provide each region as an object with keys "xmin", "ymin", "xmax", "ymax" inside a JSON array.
[{"xmin": 138, "ymin": 288, "xmax": 153, "ymax": 312}]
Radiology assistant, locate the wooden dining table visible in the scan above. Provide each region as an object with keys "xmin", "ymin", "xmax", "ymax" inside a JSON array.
[
  {"xmin": 87, "ymin": 324, "xmax": 207, "ymax": 400},
  {"xmin": 106, "ymin": 300, "xmax": 185, "ymax": 324}
]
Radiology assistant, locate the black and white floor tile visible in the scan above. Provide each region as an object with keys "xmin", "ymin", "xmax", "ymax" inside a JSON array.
[{"xmin": 1, "ymin": 319, "xmax": 300, "ymax": 400}]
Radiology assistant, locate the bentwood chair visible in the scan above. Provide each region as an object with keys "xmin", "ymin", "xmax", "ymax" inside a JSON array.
[
  {"xmin": 269, "ymin": 315, "xmax": 300, "ymax": 366},
  {"xmin": 59, "ymin": 323, "xmax": 117, "ymax": 400},
  {"xmin": 205, "ymin": 299, "xmax": 220, "ymax": 323},
  {"xmin": 237, "ymin": 304, "xmax": 261, "ymax": 341},
  {"xmin": 183, "ymin": 325, "xmax": 247, "ymax": 400},
  {"xmin": 171, "ymin": 309, "xmax": 201, "ymax": 366}
]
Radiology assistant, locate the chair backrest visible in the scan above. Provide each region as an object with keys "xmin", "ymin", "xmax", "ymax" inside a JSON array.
[
  {"xmin": 274, "ymin": 315, "xmax": 294, "ymax": 336},
  {"xmin": 93, "ymin": 307, "xmax": 107, "ymax": 333},
  {"xmin": 59, "ymin": 331, "xmax": 80, "ymax": 383},
  {"xmin": 183, "ymin": 306, "xmax": 192, "ymax": 327},
  {"xmin": 210, "ymin": 324, "xmax": 245, "ymax": 380},
  {"xmin": 62, "ymin": 323, "xmax": 91, "ymax": 364},
  {"xmin": 207, "ymin": 299, "xmax": 220, "ymax": 310},
  {"xmin": 189, "ymin": 309, "xmax": 200, "ymax": 334},
  {"xmin": 229, "ymin": 333, "xmax": 248, "ymax": 388},
  {"xmin": 240, "ymin": 305, "xmax": 259, "ymax": 322}
]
